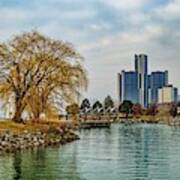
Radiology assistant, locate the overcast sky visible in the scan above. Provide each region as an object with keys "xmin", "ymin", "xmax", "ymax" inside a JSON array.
[{"xmin": 0, "ymin": 0, "xmax": 180, "ymax": 102}]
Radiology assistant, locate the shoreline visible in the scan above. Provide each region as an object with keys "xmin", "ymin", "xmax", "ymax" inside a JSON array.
[
  {"xmin": 0, "ymin": 121, "xmax": 79, "ymax": 155},
  {"xmin": 1, "ymin": 116, "xmax": 180, "ymax": 154}
]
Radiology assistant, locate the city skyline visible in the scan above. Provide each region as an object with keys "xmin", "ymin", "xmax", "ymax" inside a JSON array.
[
  {"xmin": 118, "ymin": 54, "xmax": 178, "ymax": 107},
  {"xmin": 0, "ymin": 0, "xmax": 180, "ymax": 101}
]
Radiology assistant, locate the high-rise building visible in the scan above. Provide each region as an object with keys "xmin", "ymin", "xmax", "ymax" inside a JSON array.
[
  {"xmin": 148, "ymin": 71, "xmax": 168, "ymax": 104},
  {"xmin": 135, "ymin": 54, "xmax": 148, "ymax": 107},
  {"xmin": 119, "ymin": 70, "xmax": 139, "ymax": 104},
  {"xmin": 158, "ymin": 85, "xmax": 178, "ymax": 103},
  {"xmin": 117, "ymin": 54, "xmax": 178, "ymax": 107}
]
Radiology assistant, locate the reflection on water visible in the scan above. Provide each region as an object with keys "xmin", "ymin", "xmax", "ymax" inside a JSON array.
[
  {"xmin": 1, "ymin": 124, "xmax": 180, "ymax": 180},
  {"xmin": 13, "ymin": 152, "xmax": 22, "ymax": 180}
]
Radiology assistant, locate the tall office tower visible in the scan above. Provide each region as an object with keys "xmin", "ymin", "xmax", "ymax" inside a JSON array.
[
  {"xmin": 135, "ymin": 54, "xmax": 148, "ymax": 107},
  {"xmin": 119, "ymin": 70, "xmax": 139, "ymax": 104},
  {"xmin": 149, "ymin": 71, "xmax": 168, "ymax": 104}
]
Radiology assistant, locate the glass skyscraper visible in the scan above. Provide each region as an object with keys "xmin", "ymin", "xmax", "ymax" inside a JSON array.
[
  {"xmin": 135, "ymin": 54, "xmax": 148, "ymax": 107},
  {"xmin": 118, "ymin": 54, "xmax": 177, "ymax": 107},
  {"xmin": 148, "ymin": 71, "xmax": 168, "ymax": 104},
  {"xmin": 119, "ymin": 70, "xmax": 138, "ymax": 104}
]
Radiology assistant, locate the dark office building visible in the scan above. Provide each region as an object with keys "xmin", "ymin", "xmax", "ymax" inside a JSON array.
[
  {"xmin": 149, "ymin": 71, "xmax": 168, "ymax": 104},
  {"xmin": 119, "ymin": 70, "xmax": 139, "ymax": 104}
]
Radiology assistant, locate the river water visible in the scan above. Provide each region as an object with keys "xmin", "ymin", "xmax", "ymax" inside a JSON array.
[{"xmin": 1, "ymin": 124, "xmax": 180, "ymax": 180}]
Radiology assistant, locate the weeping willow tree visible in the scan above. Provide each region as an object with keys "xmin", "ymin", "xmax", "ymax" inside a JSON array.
[
  {"xmin": 0, "ymin": 31, "xmax": 87, "ymax": 123},
  {"xmin": 26, "ymin": 62, "xmax": 87, "ymax": 119}
]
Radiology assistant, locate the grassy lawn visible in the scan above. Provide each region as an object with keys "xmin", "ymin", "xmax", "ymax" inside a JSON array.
[{"xmin": 0, "ymin": 119, "xmax": 76, "ymax": 134}]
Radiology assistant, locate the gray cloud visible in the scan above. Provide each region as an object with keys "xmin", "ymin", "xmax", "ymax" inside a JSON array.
[{"xmin": 0, "ymin": 0, "xmax": 179, "ymax": 101}]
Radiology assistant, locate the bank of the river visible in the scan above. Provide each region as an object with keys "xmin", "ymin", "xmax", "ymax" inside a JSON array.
[
  {"xmin": 0, "ymin": 120, "xmax": 79, "ymax": 154},
  {"xmin": 117, "ymin": 115, "xmax": 180, "ymax": 125},
  {"xmin": 81, "ymin": 114, "xmax": 180, "ymax": 124}
]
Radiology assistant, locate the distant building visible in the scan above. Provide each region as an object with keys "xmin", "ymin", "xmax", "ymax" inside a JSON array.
[
  {"xmin": 117, "ymin": 54, "xmax": 179, "ymax": 107},
  {"xmin": 178, "ymin": 95, "xmax": 180, "ymax": 102},
  {"xmin": 158, "ymin": 85, "xmax": 178, "ymax": 103},
  {"xmin": 174, "ymin": 87, "xmax": 178, "ymax": 102},
  {"xmin": 119, "ymin": 70, "xmax": 139, "ymax": 104},
  {"xmin": 148, "ymin": 71, "xmax": 168, "ymax": 104},
  {"xmin": 135, "ymin": 54, "xmax": 148, "ymax": 107}
]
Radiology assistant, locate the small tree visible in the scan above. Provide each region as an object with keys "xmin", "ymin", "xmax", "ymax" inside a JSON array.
[
  {"xmin": 146, "ymin": 104, "xmax": 158, "ymax": 116},
  {"xmin": 104, "ymin": 95, "xmax": 114, "ymax": 110},
  {"xmin": 80, "ymin": 98, "xmax": 91, "ymax": 120},
  {"xmin": 170, "ymin": 103, "xmax": 177, "ymax": 117},
  {"xmin": 92, "ymin": 101, "xmax": 103, "ymax": 113},
  {"xmin": 91, "ymin": 101, "xmax": 103, "ymax": 120},
  {"xmin": 66, "ymin": 103, "xmax": 79, "ymax": 116},
  {"xmin": 80, "ymin": 98, "xmax": 91, "ymax": 113},
  {"xmin": 119, "ymin": 100, "xmax": 133, "ymax": 118},
  {"xmin": 132, "ymin": 103, "xmax": 143, "ymax": 117}
]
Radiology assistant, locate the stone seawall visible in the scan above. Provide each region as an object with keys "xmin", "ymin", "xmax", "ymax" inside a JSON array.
[{"xmin": 0, "ymin": 126, "xmax": 79, "ymax": 154}]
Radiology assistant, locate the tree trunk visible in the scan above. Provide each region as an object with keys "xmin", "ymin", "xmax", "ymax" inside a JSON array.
[
  {"xmin": 126, "ymin": 112, "xmax": 129, "ymax": 119},
  {"xmin": 31, "ymin": 109, "xmax": 40, "ymax": 120},
  {"xmin": 12, "ymin": 108, "xmax": 24, "ymax": 123},
  {"xmin": 12, "ymin": 97, "xmax": 24, "ymax": 123}
]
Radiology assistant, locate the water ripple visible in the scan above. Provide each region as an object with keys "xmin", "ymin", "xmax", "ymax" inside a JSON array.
[{"xmin": 1, "ymin": 124, "xmax": 180, "ymax": 180}]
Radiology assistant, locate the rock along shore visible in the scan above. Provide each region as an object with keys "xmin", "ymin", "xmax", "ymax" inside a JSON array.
[{"xmin": 0, "ymin": 125, "xmax": 79, "ymax": 154}]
